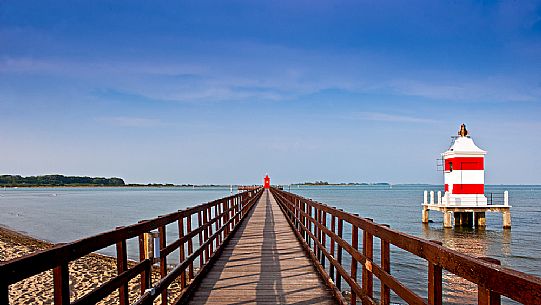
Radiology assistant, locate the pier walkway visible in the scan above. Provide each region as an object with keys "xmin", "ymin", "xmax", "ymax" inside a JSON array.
[{"xmin": 189, "ymin": 190, "xmax": 336, "ymax": 304}]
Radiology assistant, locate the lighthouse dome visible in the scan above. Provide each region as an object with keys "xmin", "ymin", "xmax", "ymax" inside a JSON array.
[{"xmin": 447, "ymin": 136, "xmax": 486, "ymax": 155}]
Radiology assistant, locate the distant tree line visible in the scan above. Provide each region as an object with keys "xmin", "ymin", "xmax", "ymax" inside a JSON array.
[
  {"xmin": 293, "ymin": 181, "xmax": 390, "ymax": 186},
  {"xmin": 0, "ymin": 175, "xmax": 125, "ymax": 187}
]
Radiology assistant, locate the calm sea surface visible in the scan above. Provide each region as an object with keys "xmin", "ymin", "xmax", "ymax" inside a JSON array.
[{"xmin": 1, "ymin": 185, "xmax": 539, "ymax": 304}]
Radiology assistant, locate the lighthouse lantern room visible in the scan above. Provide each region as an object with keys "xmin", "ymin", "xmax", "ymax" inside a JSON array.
[{"xmin": 442, "ymin": 124, "xmax": 487, "ymax": 206}]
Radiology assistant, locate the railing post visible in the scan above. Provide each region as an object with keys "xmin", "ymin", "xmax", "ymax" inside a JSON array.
[
  {"xmin": 138, "ymin": 224, "xmax": 150, "ymax": 296},
  {"xmin": 53, "ymin": 263, "xmax": 70, "ymax": 305},
  {"xmin": 307, "ymin": 205, "xmax": 312, "ymax": 248},
  {"xmin": 330, "ymin": 214, "xmax": 336, "ymax": 281},
  {"xmin": 159, "ymin": 225, "xmax": 168, "ymax": 305},
  {"xmin": 216, "ymin": 203, "xmax": 221, "ymax": 246},
  {"xmin": 198, "ymin": 210, "xmax": 204, "ymax": 269},
  {"xmin": 428, "ymin": 240, "xmax": 443, "ymax": 305},
  {"xmin": 178, "ymin": 215, "xmax": 187, "ymax": 289},
  {"xmin": 297, "ymin": 199, "xmax": 302, "ymax": 230},
  {"xmin": 235, "ymin": 197, "xmax": 239, "ymax": 225},
  {"xmin": 321, "ymin": 211, "xmax": 327, "ymax": 268},
  {"xmin": 187, "ymin": 213, "xmax": 194, "ymax": 279},
  {"xmin": 350, "ymin": 221, "xmax": 359, "ymax": 305},
  {"xmin": 115, "ymin": 232, "xmax": 129, "ymax": 305},
  {"xmin": 203, "ymin": 208, "xmax": 209, "ymax": 262},
  {"xmin": 229, "ymin": 198, "xmax": 234, "ymax": 230},
  {"xmin": 380, "ymin": 224, "xmax": 391, "ymax": 305},
  {"xmin": 294, "ymin": 198, "xmax": 299, "ymax": 229},
  {"xmin": 337, "ymin": 214, "xmax": 344, "ymax": 291},
  {"xmin": 316, "ymin": 208, "xmax": 321, "ymax": 260},
  {"xmin": 362, "ymin": 218, "xmax": 373, "ymax": 304},
  {"xmin": 478, "ymin": 257, "xmax": 502, "ymax": 305},
  {"xmin": 223, "ymin": 199, "xmax": 229, "ymax": 237},
  {"xmin": 207, "ymin": 206, "xmax": 214, "ymax": 255},
  {"xmin": 302, "ymin": 202, "xmax": 307, "ymax": 241}
]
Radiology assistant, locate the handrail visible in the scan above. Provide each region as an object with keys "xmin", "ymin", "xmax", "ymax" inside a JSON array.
[
  {"xmin": 270, "ymin": 187, "xmax": 541, "ymax": 305},
  {"xmin": 0, "ymin": 188, "xmax": 264, "ymax": 305}
]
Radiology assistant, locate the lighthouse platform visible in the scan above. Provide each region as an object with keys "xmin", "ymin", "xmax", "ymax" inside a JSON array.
[{"xmin": 421, "ymin": 190, "xmax": 511, "ymax": 228}]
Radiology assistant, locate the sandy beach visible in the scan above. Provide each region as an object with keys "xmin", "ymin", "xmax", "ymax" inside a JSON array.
[{"xmin": 0, "ymin": 227, "xmax": 184, "ymax": 304}]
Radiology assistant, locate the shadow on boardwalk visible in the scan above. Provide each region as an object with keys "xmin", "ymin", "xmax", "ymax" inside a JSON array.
[
  {"xmin": 255, "ymin": 193, "xmax": 285, "ymax": 303},
  {"xmin": 188, "ymin": 190, "xmax": 336, "ymax": 305}
]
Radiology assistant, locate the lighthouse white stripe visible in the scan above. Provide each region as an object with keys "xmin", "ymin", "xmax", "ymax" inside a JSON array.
[{"xmin": 444, "ymin": 170, "xmax": 484, "ymax": 185}]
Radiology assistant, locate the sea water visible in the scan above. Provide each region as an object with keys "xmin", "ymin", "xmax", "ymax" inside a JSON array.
[{"xmin": 0, "ymin": 185, "xmax": 539, "ymax": 304}]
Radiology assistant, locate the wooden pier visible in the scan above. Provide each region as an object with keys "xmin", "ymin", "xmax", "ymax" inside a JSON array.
[
  {"xmin": 1, "ymin": 188, "xmax": 540, "ymax": 305},
  {"xmin": 189, "ymin": 190, "xmax": 335, "ymax": 304}
]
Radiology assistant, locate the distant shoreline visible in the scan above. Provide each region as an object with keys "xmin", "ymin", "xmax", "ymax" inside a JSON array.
[{"xmin": 0, "ymin": 184, "xmax": 230, "ymax": 188}]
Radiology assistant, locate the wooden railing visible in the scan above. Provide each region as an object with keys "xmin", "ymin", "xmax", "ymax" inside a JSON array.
[
  {"xmin": 0, "ymin": 188, "xmax": 263, "ymax": 305},
  {"xmin": 270, "ymin": 187, "xmax": 541, "ymax": 305}
]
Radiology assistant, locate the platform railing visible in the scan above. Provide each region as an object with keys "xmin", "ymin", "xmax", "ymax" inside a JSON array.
[
  {"xmin": 0, "ymin": 188, "xmax": 263, "ymax": 305},
  {"xmin": 270, "ymin": 187, "xmax": 541, "ymax": 305}
]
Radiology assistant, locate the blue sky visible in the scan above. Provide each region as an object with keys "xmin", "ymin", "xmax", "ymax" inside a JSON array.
[{"xmin": 1, "ymin": 1, "xmax": 540, "ymax": 184}]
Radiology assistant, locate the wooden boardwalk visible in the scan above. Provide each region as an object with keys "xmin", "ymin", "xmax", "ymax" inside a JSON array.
[{"xmin": 189, "ymin": 189, "xmax": 337, "ymax": 304}]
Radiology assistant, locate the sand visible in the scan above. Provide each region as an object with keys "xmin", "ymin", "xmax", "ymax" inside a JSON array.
[{"xmin": 0, "ymin": 227, "xmax": 185, "ymax": 304}]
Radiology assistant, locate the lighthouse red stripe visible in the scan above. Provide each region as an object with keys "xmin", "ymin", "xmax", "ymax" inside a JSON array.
[
  {"xmin": 445, "ymin": 184, "xmax": 484, "ymax": 194},
  {"xmin": 445, "ymin": 157, "xmax": 484, "ymax": 171}
]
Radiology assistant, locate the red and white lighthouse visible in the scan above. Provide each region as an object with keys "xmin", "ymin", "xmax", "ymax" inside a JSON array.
[
  {"xmin": 442, "ymin": 124, "xmax": 487, "ymax": 206},
  {"xmin": 263, "ymin": 174, "xmax": 270, "ymax": 189}
]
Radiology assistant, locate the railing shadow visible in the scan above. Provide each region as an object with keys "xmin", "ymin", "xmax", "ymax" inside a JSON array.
[
  {"xmin": 186, "ymin": 195, "xmax": 259, "ymax": 303},
  {"xmin": 256, "ymin": 191, "xmax": 286, "ymax": 304}
]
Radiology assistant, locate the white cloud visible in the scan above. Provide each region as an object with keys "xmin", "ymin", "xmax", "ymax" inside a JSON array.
[
  {"xmin": 2, "ymin": 39, "xmax": 541, "ymax": 105},
  {"xmin": 351, "ymin": 111, "xmax": 437, "ymax": 124},
  {"xmin": 389, "ymin": 78, "xmax": 540, "ymax": 103},
  {"xmin": 95, "ymin": 116, "xmax": 165, "ymax": 128}
]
